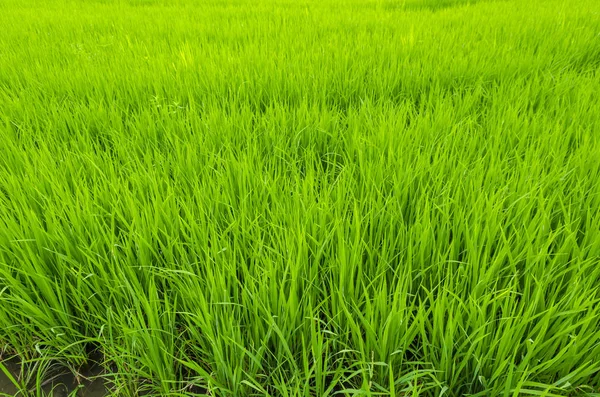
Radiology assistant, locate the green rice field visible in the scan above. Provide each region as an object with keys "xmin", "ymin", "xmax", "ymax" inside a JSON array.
[{"xmin": 1, "ymin": 0, "xmax": 600, "ymax": 395}]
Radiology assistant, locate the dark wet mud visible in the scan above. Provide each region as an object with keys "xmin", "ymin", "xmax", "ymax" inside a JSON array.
[{"xmin": 0, "ymin": 359, "xmax": 107, "ymax": 397}]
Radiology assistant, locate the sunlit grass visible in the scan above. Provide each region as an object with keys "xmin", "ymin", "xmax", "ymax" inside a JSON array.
[{"xmin": 1, "ymin": 0, "xmax": 600, "ymax": 395}]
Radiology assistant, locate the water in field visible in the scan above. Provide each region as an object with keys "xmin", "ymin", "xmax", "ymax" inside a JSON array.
[{"xmin": 0, "ymin": 359, "xmax": 107, "ymax": 397}]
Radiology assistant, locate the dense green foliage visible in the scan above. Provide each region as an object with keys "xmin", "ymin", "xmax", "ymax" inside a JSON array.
[{"xmin": 1, "ymin": 0, "xmax": 600, "ymax": 395}]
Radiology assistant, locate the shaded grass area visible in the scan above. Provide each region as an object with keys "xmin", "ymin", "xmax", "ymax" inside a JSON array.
[
  {"xmin": 1, "ymin": 0, "xmax": 600, "ymax": 395},
  {"xmin": 391, "ymin": 0, "xmax": 492, "ymax": 12}
]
